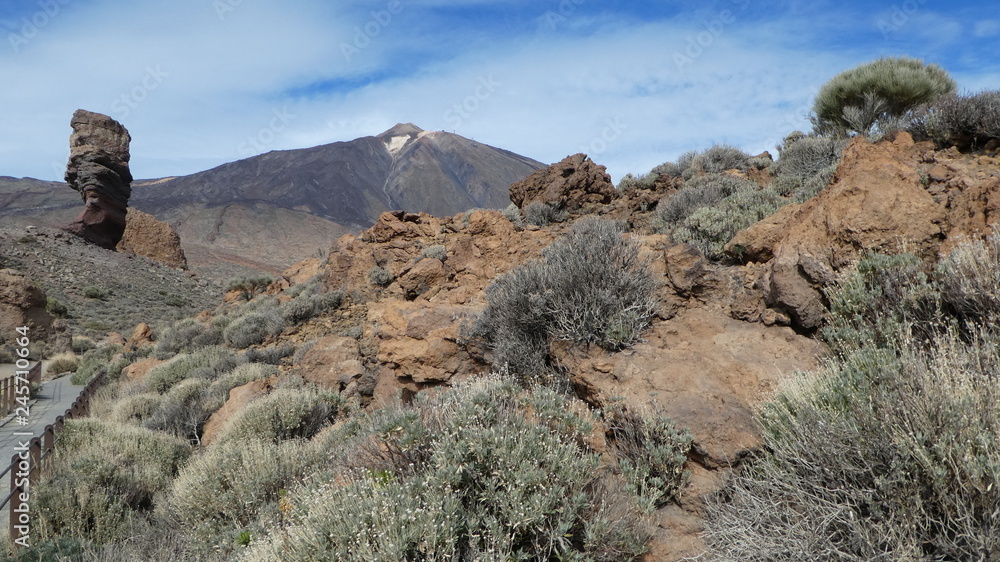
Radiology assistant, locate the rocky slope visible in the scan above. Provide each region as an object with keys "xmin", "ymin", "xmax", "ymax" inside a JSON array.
[
  {"xmin": 14, "ymin": 131, "xmax": 998, "ymax": 560},
  {"xmin": 193, "ymin": 133, "xmax": 997, "ymax": 558}
]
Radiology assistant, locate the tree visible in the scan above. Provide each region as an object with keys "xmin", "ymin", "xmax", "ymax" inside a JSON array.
[{"xmin": 811, "ymin": 57, "xmax": 956, "ymax": 137}]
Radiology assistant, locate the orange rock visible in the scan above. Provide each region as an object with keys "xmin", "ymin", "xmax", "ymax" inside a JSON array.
[
  {"xmin": 116, "ymin": 209, "xmax": 187, "ymax": 269},
  {"xmin": 201, "ymin": 377, "xmax": 276, "ymax": 445},
  {"xmin": 122, "ymin": 357, "xmax": 164, "ymax": 382}
]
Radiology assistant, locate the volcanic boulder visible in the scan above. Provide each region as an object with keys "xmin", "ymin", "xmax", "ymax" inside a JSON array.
[
  {"xmin": 117, "ymin": 209, "xmax": 188, "ymax": 269},
  {"xmin": 509, "ymin": 153, "xmax": 618, "ymax": 212},
  {"xmin": 63, "ymin": 109, "xmax": 133, "ymax": 249}
]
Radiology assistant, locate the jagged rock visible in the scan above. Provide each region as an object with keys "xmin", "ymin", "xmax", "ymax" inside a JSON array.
[
  {"xmin": 290, "ymin": 336, "xmax": 365, "ymax": 392},
  {"xmin": 0, "ymin": 268, "xmax": 54, "ymax": 344},
  {"xmin": 116, "ymin": 209, "xmax": 187, "ymax": 269},
  {"xmin": 398, "ymin": 257, "xmax": 449, "ymax": 300},
  {"xmin": 125, "ymin": 322, "xmax": 155, "ymax": 351},
  {"xmin": 509, "ymin": 153, "xmax": 617, "ymax": 211},
  {"xmin": 729, "ymin": 133, "xmax": 949, "ymax": 330},
  {"xmin": 63, "ymin": 109, "xmax": 133, "ymax": 249}
]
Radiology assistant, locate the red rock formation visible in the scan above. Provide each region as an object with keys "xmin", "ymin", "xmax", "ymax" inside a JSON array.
[
  {"xmin": 63, "ymin": 109, "xmax": 133, "ymax": 249},
  {"xmin": 509, "ymin": 153, "xmax": 618, "ymax": 211},
  {"xmin": 728, "ymin": 132, "xmax": 1000, "ymax": 330},
  {"xmin": 116, "ymin": 209, "xmax": 187, "ymax": 269},
  {"xmin": 0, "ymin": 268, "xmax": 54, "ymax": 343}
]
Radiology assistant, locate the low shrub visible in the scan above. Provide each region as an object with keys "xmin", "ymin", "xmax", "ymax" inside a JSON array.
[
  {"xmin": 420, "ymin": 244, "xmax": 448, "ymax": 261},
  {"xmin": 225, "ymin": 276, "xmax": 273, "ymax": 301},
  {"xmin": 501, "ymin": 202, "xmax": 525, "ymax": 228},
  {"xmin": 46, "ymin": 297, "xmax": 68, "ymax": 317},
  {"xmin": 145, "ymin": 345, "xmax": 241, "ymax": 394},
  {"xmin": 155, "ymin": 317, "xmax": 223, "ymax": 356},
  {"xmin": 162, "ymin": 437, "xmax": 319, "ymax": 547},
  {"xmin": 480, "ymin": 217, "xmax": 657, "ymax": 375},
  {"xmin": 223, "ymin": 309, "xmax": 286, "ymax": 349},
  {"xmin": 204, "ymin": 363, "xmax": 279, "ymax": 407},
  {"xmin": 71, "ymin": 335, "xmax": 96, "ymax": 353},
  {"xmin": 243, "ymin": 344, "xmax": 295, "ymax": 365},
  {"xmin": 523, "ymin": 201, "xmax": 568, "ymax": 226},
  {"xmin": 34, "ymin": 419, "xmax": 190, "ymax": 545},
  {"xmin": 773, "ymin": 135, "xmax": 845, "ymax": 180},
  {"xmin": 652, "ymin": 173, "xmax": 754, "ymax": 232},
  {"xmin": 822, "ymin": 251, "xmax": 941, "ymax": 353},
  {"xmin": 70, "ymin": 344, "xmax": 123, "ymax": 385},
  {"xmin": 244, "ymin": 375, "xmax": 655, "ymax": 562},
  {"xmin": 908, "ymin": 90, "xmax": 1000, "ymax": 150},
  {"xmin": 144, "ymin": 378, "xmax": 213, "ymax": 442},
  {"xmin": 705, "ymin": 327, "xmax": 1000, "ymax": 560},
  {"xmin": 672, "ymin": 187, "xmax": 784, "ymax": 260},
  {"xmin": 280, "ymin": 290, "xmax": 343, "ymax": 324},
  {"xmin": 108, "ymin": 392, "xmax": 163, "ymax": 425},
  {"xmin": 46, "ymin": 353, "xmax": 79, "ymax": 376},
  {"xmin": 368, "ymin": 266, "xmax": 394, "ymax": 288},
  {"xmin": 214, "ymin": 385, "xmax": 340, "ymax": 444},
  {"xmin": 687, "ymin": 144, "xmax": 750, "ymax": 175},
  {"xmin": 605, "ymin": 404, "xmax": 693, "ymax": 508},
  {"xmin": 83, "ymin": 286, "xmax": 108, "ymax": 300}
]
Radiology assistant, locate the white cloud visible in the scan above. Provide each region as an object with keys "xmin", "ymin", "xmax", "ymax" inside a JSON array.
[{"xmin": 974, "ymin": 19, "xmax": 1000, "ymax": 38}]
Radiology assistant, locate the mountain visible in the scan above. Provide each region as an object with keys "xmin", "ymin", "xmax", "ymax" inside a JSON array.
[{"xmin": 0, "ymin": 124, "xmax": 544, "ymax": 279}]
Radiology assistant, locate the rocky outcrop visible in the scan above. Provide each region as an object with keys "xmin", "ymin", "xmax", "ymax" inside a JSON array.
[
  {"xmin": 201, "ymin": 377, "xmax": 277, "ymax": 446},
  {"xmin": 509, "ymin": 153, "xmax": 618, "ymax": 211},
  {"xmin": 728, "ymin": 132, "xmax": 1000, "ymax": 330},
  {"xmin": 117, "ymin": 209, "xmax": 187, "ymax": 269},
  {"xmin": 63, "ymin": 109, "xmax": 133, "ymax": 249},
  {"xmin": 0, "ymin": 268, "xmax": 54, "ymax": 345}
]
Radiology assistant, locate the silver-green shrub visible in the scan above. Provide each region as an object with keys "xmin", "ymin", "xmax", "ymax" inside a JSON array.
[
  {"xmin": 672, "ymin": 187, "xmax": 783, "ymax": 260},
  {"xmin": 214, "ymin": 386, "xmax": 340, "ymax": 444},
  {"xmin": 706, "ymin": 235, "xmax": 1000, "ymax": 560},
  {"xmin": 34, "ymin": 419, "xmax": 190, "ymax": 545},
  {"xmin": 653, "ymin": 173, "xmax": 755, "ymax": 232},
  {"xmin": 244, "ymin": 375, "xmax": 657, "ymax": 561},
  {"xmin": 162, "ymin": 438, "xmax": 320, "ymax": 548},
  {"xmin": 145, "ymin": 345, "xmax": 241, "ymax": 393},
  {"xmin": 224, "ymin": 309, "xmax": 286, "ymax": 349},
  {"xmin": 480, "ymin": 218, "xmax": 657, "ymax": 375}
]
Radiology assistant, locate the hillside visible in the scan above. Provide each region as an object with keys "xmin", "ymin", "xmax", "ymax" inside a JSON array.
[
  {"xmin": 4, "ymin": 125, "xmax": 1000, "ymax": 560},
  {"xmin": 0, "ymin": 124, "xmax": 544, "ymax": 279}
]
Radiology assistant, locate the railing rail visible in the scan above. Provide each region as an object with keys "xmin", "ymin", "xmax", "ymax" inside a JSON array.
[
  {"xmin": 1, "ymin": 369, "xmax": 105, "ymax": 549},
  {"xmin": 0, "ymin": 363, "xmax": 41, "ymax": 417}
]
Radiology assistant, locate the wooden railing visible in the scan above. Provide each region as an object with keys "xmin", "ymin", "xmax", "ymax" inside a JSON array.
[
  {"xmin": 0, "ymin": 369, "xmax": 106, "ymax": 549},
  {"xmin": 0, "ymin": 363, "xmax": 41, "ymax": 416}
]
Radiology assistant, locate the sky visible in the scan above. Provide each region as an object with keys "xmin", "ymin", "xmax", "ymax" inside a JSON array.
[{"xmin": 1, "ymin": 0, "xmax": 998, "ymax": 185}]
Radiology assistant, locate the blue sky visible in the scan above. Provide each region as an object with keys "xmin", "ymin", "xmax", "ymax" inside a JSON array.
[{"xmin": 1, "ymin": 0, "xmax": 998, "ymax": 185}]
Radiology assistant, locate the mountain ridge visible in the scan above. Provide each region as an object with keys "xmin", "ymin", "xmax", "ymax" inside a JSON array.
[{"xmin": 0, "ymin": 124, "xmax": 545, "ymax": 279}]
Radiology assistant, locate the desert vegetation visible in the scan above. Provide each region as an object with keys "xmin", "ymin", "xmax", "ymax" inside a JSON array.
[{"xmin": 704, "ymin": 233, "xmax": 1000, "ymax": 560}]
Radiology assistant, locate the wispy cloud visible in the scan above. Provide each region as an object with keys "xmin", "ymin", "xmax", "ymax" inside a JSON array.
[{"xmin": 0, "ymin": 0, "xmax": 997, "ymax": 184}]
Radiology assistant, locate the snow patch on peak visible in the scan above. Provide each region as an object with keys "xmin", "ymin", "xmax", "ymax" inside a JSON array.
[{"xmin": 385, "ymin": 135, "xmax": 411, "ymax": 155}]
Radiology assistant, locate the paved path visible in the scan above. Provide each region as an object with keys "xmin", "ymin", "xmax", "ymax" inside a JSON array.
[{"xmin": 0, "ymin": 375, "xmax": 86, "ymax": 541}]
